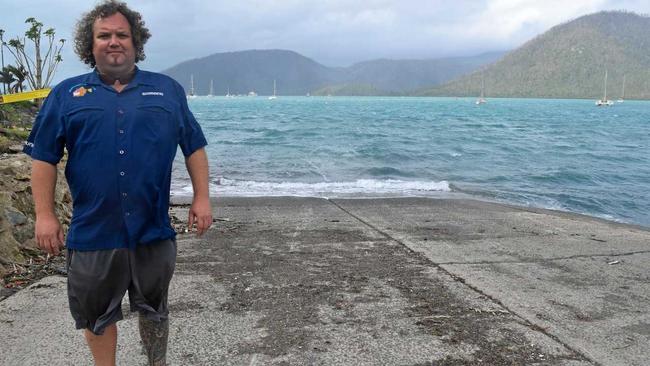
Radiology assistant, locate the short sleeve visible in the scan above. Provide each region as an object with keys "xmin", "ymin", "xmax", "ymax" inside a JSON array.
[
  {"xmin": 23, "ymin": 91, "xmax": 66, "ymax": 165},
  {"xmin": 176, "ymin": 84, "xmax": 207, "ymax": 157}
]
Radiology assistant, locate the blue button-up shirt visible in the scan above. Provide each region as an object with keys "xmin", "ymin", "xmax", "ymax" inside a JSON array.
[{"xmin": 24, "ymin": 68, "xmax": 207, "ymax": 250}]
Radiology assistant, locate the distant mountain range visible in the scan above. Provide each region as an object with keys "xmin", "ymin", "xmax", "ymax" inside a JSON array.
[
  {"xmin": 422, "ymin": 11, "xmax": 650, "ymax": 99},
  {"xmin": 163, "ymin": 11, "xmax": 650, "ymax": 99},
  {"xmin": 161, "ymin": 50, "xmax": 505, "ymax": 96}
]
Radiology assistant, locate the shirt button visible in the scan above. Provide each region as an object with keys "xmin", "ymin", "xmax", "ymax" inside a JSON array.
[
  {"xmin": 119, "ymin": 150, "xmax": 125, "ymax": 155},
  {"xmin": 120, "ymin": 171, "xmax": 125, "ymax": 176}
]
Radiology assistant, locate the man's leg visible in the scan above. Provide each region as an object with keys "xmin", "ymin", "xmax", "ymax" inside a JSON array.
[
  {"xmin": 130, "ymin": 239, "xmax": 177, "ymax": 366},
  {"xmin": 84, "ymin": 323, "xmax": 118, "ymax": 366},
  {"xmin": 68, "ymin": 248, "xmax": 130, "ymax": 365},
  {"xmin": 139, "ymin": 315, "xmax": 169, "ymax": 366}
]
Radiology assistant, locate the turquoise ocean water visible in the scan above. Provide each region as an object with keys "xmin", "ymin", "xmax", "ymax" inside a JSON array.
[{"xmin": 171, "ymin": 97, "xmax": 650, "ymax": 228}]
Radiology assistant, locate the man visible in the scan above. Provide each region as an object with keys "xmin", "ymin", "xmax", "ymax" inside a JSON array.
[{"xmin": 23, "ymin": 1, "xmax": 212, "ymax": 365}]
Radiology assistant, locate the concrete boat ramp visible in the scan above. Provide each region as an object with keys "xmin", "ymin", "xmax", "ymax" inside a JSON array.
[{"xmin": 1, "ymin": 197, "xmax": 648, "ymax": 365}]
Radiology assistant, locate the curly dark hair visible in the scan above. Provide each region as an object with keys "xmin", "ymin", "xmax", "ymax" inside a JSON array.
[{"xmin": 73, "ymin": 0, "xmax": 151, "ymax": 67}]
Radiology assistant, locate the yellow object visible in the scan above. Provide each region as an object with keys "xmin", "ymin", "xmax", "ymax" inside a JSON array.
[{"xmin": 0, "ymin": 89, "xmax": 51, "ymax": 104}]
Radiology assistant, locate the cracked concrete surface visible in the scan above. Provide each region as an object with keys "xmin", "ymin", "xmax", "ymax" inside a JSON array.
[
  {"xmin": 0, "ymin": 197, "xmax": 648, "ymax": 365},
  {"xmin": 332, "ymin": 197, "xmax": 650, "ymax": 366}
]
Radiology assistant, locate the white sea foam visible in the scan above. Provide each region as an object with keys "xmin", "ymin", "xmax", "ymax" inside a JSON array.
[
  {"xmin": 171, "ymin": 97, "xmax": 650, "ymax": 227},
  {"xmin": 171, "ymin": 178, "xmax": 451, "ymax": 198}
]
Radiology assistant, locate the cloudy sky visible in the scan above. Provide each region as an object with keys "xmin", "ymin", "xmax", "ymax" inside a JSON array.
[{"xmin": 2, "ymin": 0, "xmax": 649, "ymax": 83}]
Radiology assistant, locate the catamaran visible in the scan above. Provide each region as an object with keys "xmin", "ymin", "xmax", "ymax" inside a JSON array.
[
  {"xmin": 268, "ymin": 79, "xmax": 277, "ymax": 100},
  {"xmin": 187, "ymin": 74, "xmax": 197, "ymax": 99},
  {"xmin": 207, "ymin": 79, "xmax": 214, "ymax": 97},
  {"xmin": 475, "ymin": 72, "xmax": 486, "ymax": 105},
  {"xmin": 595, "ymin": 70, "xmax": 613, "ymax": 106}
]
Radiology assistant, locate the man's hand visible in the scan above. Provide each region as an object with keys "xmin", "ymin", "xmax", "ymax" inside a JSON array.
[
  {"xmin": 188, "ymin": 197, "xmax": 212, "ymax": 236},
  {"xmin": 184, "ymin": 148, "xmax": 212, "ymax": 236},
  {"xmin": 35, "ymin": 213, "xmax": 65, "ymax": 256},
  {"xmin": 31, "ymin": 160, "xmax": 63, "ymax": 255}
]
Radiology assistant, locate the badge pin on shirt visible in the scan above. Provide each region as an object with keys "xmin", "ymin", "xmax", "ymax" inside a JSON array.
[{"xmin": 73, "ymin": 86, "xmax": 93, "ymax": 97}]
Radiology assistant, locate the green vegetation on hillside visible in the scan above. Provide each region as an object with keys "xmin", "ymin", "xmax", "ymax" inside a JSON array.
[
  {"xmin": 0, "ymin": 101, "xmax": 36, "ymax": 127},
  {"xmin": 311, "ymin": 83, "xmax": 399, "ymax": 96},
  {"xmin": 162, "ymin": 50, "xmax": 503, "ymax": 96},
  {"xmin": 0, "ymin": 101, "xmax": 35, "ymax": 152},
  {"xmin": 421, "ymin": 11, "xmax": 650, "ymax": 99}
]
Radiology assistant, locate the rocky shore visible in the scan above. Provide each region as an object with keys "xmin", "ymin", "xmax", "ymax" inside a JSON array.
[
  {"xmin": 0, "ymin": 102, "xmax": 72, "ymax": 295},
  {"xmin": 0, "ymin": 101, "xmax": 37, "ymax": 154}
]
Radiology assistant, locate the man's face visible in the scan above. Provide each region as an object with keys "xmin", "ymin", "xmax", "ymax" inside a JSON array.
[{"xmin": 92, "ymin": 12, "xmax": 136, "ymax": 75}]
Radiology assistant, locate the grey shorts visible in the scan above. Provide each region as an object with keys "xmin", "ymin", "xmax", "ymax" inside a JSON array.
[{"xmin": 66, "ymin": 239, "xmax": 176, "ymax": 335}]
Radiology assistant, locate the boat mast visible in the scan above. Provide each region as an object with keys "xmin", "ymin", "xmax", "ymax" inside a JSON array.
[
  {"xmin": 603, "ymin": 70, "xmax": 608, "ymax": 101},
  {"xmin": 621, "ymin": 74, "xmax": 625, "ymax": 100}
]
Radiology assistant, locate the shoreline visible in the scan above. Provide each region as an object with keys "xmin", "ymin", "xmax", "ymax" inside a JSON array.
[
  {"xmin": 170, "ymin": 194, "xmax": 650, "ymax": 232},
  {"xmin": 187, "ymin": 95, "xmax": 650, "ymax": 101}
]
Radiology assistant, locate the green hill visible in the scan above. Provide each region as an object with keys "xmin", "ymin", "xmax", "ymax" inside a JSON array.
[
  {"xmin": 162, "ymin": 50, "xmax": 337, "ymax": 96},
  {"xmin": 161, "ymin": 50, "xmax": 503, "ymax": 96},
  {"xmin": 343, "ymin": 52, "xmax": 504, "ymax": 93},
  {"xmin": 421, "ymin": 11, "xmax": 650, "ymax": 99},
  {"xmin": 311, "ymin": 83, "xmax": 398, "ymax": 97}
]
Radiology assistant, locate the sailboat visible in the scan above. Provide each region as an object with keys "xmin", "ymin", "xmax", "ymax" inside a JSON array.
[
  {"xmin": 475, "ymin": 72, "xmax": 486, "ymax": 105},
  {"xmin": 595, "ymin": 70, "xmax": 613, "ymax": 106},
  {"xmin": 187, "ymin": 74, "xmax": 197, "ymax": 99},
  {"xmin": 226, "ymin": 86, "xmax": 233, "ymax": 98},
  {"xmin": 617, "ymin": 74, "xmax": 625, "ymax": 103},
  {"xmin": 207, "ymin": 79, "xmax": 214, "ymax": 97},
  {"xmin": 268, "ymin": 79, "xmax": 277, "ymax": 100}
]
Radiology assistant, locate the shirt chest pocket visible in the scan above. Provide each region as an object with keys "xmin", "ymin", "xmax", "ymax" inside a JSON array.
[
  {"xmin": 65, "ymin": 105, "xmax": 106, "ymax": 147},
  {"xmin": 135, "ymin": 102, "xmax": 177, "ymax": 143}
]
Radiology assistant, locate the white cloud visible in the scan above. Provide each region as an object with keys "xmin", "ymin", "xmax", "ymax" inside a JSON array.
[{"xmin": 1, "ymin": 0, "xmax": 649, "ymax": 82}]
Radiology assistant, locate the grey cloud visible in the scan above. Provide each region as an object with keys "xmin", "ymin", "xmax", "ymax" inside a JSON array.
[{"xmin": 1, "ymin": 0, "xmax": 649, "ymax": 83}]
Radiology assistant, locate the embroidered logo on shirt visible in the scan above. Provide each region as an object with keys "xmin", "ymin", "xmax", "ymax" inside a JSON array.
[
  {"xmin": 142, "ymin": 92, "xmax": 164, "ymax": 96},
  {"xmin": 72, "ymin": 86, "xmax": 93, "ymax": 97}
]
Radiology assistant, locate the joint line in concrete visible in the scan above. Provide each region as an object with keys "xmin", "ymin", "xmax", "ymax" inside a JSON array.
[{"xmin": 327, "ymin": 198, "xmax": 599, "ymax": 366}]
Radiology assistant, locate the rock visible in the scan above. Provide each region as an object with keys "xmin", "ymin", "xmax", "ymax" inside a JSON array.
[
  {"xmin": 5, "ymin": 206, "xmax": 33, "ymax": 245},
  {"xmin": 0, "ymin": 153, "xmax": 71, "ymax": 280},
  {"xmin": 4, "ymin": 207, "xmax": 27, "ymax": 226},
  {"xmin": 0, "ymin": 214, "xmax": 24, "ymax": 265},
  {"xmin": 9, "ymin": 144, "xmax": 24, "ymax": 153}
]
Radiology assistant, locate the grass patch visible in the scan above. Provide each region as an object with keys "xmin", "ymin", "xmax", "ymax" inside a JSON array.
[
  {"xmin": 3, "ymin": 128, "xmax": 30, "ymax": 140},
  {"xmin": 0, "ymin": 101, "xmax": 37, "ymax": 128}
]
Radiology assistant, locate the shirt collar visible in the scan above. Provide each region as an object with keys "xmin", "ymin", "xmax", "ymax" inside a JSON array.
[{"xmin": 87, "ymin": 66, "xmax": 154, "ymax": 90}]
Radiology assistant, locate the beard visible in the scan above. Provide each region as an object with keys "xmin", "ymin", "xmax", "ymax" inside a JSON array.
[{"xmin": 96, "ymin": 64, "xmax": 136, "ymax": 85}]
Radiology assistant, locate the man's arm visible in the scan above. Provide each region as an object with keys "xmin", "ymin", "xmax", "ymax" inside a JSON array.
[
  {"xmin": 31, "ymin": 159, "xmax": 65, "ymax": 255},
  {"xmin": 185, "ymin": 148, "xmax": 212, "ymax": 236}
]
